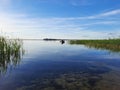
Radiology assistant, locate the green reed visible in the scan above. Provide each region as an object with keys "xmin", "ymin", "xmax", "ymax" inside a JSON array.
[
  {"xmin": 69, "ymin": 39, "xmax": 120, "ymax": 52},
  {"xmin": 0, "ymin": 36, "xmax": 24, "ymax": 75}
]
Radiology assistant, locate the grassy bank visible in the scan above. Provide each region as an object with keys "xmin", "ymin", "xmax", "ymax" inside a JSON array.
[
  {"xmin": 69, "ymin": 39, "xmax": 120, "ymax": 52},
  {"xmin": 0, "ymin": 36, "xmax": 24, "ymax": 74}
]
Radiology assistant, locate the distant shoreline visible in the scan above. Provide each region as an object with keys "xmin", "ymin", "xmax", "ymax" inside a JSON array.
[{"xmin": 8, "ymin": 38, "xmax": 120, "ymax": 41}]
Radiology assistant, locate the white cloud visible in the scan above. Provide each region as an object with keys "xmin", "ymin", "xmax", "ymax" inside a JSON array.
[
  {"xmin": 54, "ymin": 9, "xmax": 120, "ymax": 20},
  {"xmin": 0, "ymin": 10, "xmax": 120, "ymax": 39},
  {"xmin": 100, "ymin": 9, "xmax": 120, "ymax": 16},
  {"xmin": 85, "ymin": 9, "xmax": 120, "ymax": 19}
]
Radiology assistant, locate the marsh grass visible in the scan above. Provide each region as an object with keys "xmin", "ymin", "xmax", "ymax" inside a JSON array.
[
  {"xmin": 69, "ymin": 39, "xmax": 120, "ymax": 52},
  {"xmin": 0, "ymin": 36, "xmax": 24, "ymax": 75}
]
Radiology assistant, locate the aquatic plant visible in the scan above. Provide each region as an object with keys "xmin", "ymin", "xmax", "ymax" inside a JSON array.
[
  {"xmin": 0, "ymin": 36, "xmax": 24, "ymax": 75},
  {"xmin": 69, "ymin": 39, "xmax": 120, "ymax": 52}
]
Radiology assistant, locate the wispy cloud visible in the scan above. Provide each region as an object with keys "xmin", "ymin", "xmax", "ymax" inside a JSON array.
[
  {"xmin": 0, "ymin": 9, "xmax": 120, "ymax": 39},
  {"xmin": 100, "ymin": 9, "xmax": 120, "ymax": 16},
  {"xmin": 48, "ymin": 9, "xmax": 120, "ymax": 21},
  {"xmin": 85, "ymin": 9, "xmax": 120, "ymax": 19}
]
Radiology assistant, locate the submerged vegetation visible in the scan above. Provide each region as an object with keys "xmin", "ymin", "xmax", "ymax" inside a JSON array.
[
  {"xmin": 69, "ymin": 39, "xmax": 120, "ymax": 52},
  {"xmin": 0, "ymin": 36, "xmax": 24, "ymax": 75},
  {"xmin": 16, "ymin": 64, "xmax": 116, "ymax": 90}
]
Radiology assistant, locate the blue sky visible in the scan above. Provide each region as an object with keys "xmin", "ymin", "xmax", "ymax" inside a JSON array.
[{"xmin": 0, "ymin": 0, "xmax": 120, "ymax": 39}]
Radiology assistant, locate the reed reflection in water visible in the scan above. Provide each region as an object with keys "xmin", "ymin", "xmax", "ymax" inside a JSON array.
[{"xmin": 0, "ymin": 37, "xmax": 24, "ymax": 75}]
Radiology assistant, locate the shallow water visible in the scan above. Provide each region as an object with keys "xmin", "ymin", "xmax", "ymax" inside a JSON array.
[{"xmin": 0, "ymin": 40, "xmax": 120, "ymax": 90}]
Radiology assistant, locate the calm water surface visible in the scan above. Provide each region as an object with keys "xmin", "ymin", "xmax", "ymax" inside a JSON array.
[{"xmin": 0, "ymin": 40, "xmax": 120, "ymax": 90}]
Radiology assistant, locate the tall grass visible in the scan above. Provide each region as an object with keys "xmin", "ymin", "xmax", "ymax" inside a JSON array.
[
  {"xmin": 0, "ymin": 36, "xmax": 24, "ymax": 75},
  {"xmin": 69, "ymin": 39, "xmax": 120, "ymax": 52}
]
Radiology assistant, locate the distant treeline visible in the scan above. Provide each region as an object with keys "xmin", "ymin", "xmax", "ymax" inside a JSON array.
[{"xmin": 43, "ymin": 38, "xmax": 66, "ymax": 41}]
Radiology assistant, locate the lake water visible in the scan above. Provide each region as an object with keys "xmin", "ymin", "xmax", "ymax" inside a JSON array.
[{"xmin": 0, "ymin": 40, "xmax": 120, "ymax": 90}]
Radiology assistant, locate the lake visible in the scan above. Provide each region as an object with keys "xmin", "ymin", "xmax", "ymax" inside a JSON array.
[{"xmin": 0, "ymin": 40, "xmax": 120, "ymax": 90}]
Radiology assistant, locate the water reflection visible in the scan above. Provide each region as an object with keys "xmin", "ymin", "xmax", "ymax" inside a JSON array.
[
  {"xmin": 0, "ymin": 38, "xmax": 24, "ymax": 75},
  {"xmin": 0, "ymin": 40, "xmax": 120, "ymax": 90}
]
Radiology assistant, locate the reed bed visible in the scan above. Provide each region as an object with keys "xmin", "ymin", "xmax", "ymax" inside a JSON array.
[
  {"xmin": 0, "ymin": 36, "xmax": 24, "ymax": 74},
  {"xmin": 69, "ymin": 39, "xmax": 120, "ymax": 52}
]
